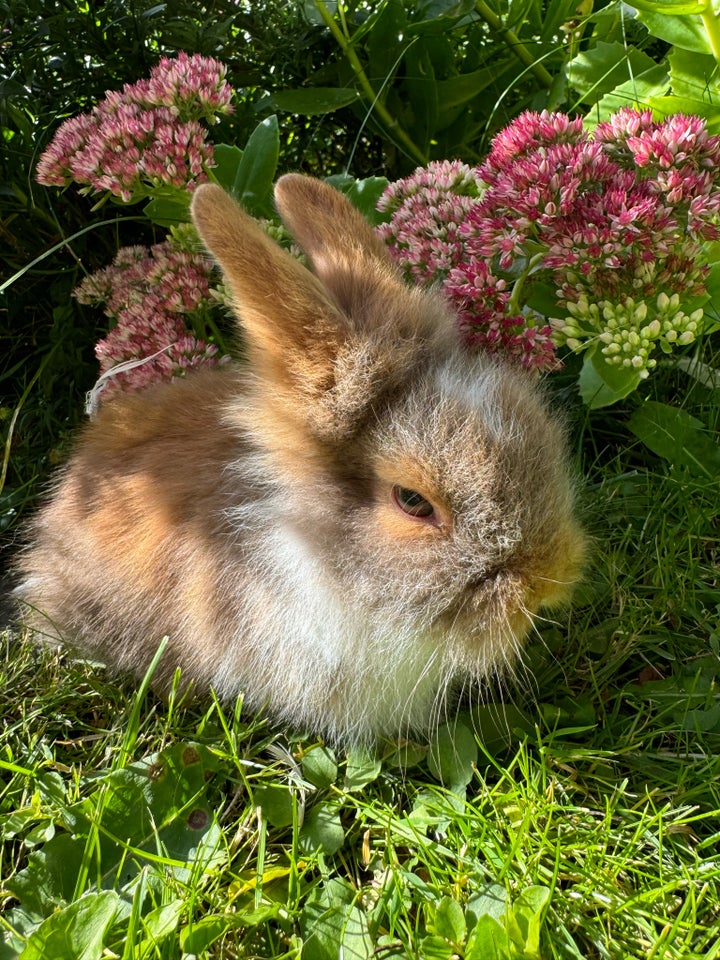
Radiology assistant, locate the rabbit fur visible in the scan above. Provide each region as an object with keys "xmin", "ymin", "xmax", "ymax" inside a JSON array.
[{"xmin": 16, "ymin": 175, "xmax": 586, "ymax": 746}]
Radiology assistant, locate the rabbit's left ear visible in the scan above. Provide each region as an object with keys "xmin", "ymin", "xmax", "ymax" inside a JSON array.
[{"xmin": 191, "ymin": 183, "xmax": 348, "ymax": 402}]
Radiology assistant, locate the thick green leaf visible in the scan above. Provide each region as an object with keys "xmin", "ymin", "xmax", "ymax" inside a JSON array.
[
  {"xmin": 211, "ymin": 144, "xmax": 245, "ymax": 194},
  {"xmin": 418, "ymin": 934, "xmax": 456, "ymax": 959},
  {"xmin": 300, "ymin": 884, "xmax": 373, "ymax": 960},
  {"xmin": 224, "ymin": 116, "xmax": 280, "ymax": 218},
  {"xmin": 465, "ymin": 913, "xmax": 513, "ymax": 960},
  {"xmin": 427, "ymin": 719, "xmax": 478, "ymax": 790},
  {"xmin": 403, "ymin": 40, "xmax": 439, "ymax": 155},
  {"xmin": 667, "ymin": 47, "xmax": 720, "ymax": 99},
  {"xmin": 578, "ymin": 350, "xmax": 642, "ymax": 409},
  {"xmin": 408, "ymin": 0, "xmax": 476, "ymax": 34},
  {"xmin": 631, "ymin": 0, "xmax": 710, "ymax": 13},
  {"xmin": 142, "ymin": 899, "xmax": 184, "ymax": 942},
  {"xmin": 633, "ymin": 11, "xmax": 712, "ymax": 54},
  {"xmin": 9, "ymin": 741, "xmax": 221, "ymax": 916},
  {"xmin": 302, "ymin": 745, "xmax": 338, "ymax": 789},
  {"xmin": 344, "ymin": 750, "xmax": 382, "ymax": 791},
  {"xmin": 650, "ymin": 46, "xmax": 720, "ymax": 128},
  {"xmin": 367, "ymin": 0, "xmax": 408, "ymax": 87},
  {"xmin": 469, "ymin": 704, "xmax": 533, "ymax": 756},
  {"xmin": 17, "ymin": 891, "xmax": 123, "ymax": 960},
  {"xmin": 590, "ymin": 64, "xmax": 669, "ymax": 123},
  {"xmin": 262, "ymin": 87, "xmax": 359, "ymax": 115},
  {"xmin": 324, "ymin": 175, "xmax": 390, "ymax": 225},
  {"xmin": 432, "ymin": 57, "xmax": 515, "ymax": 132},
  {"xmin": 6, "ymin": 834, "xmax": 86, "ymax": 917},
  {"xmin": 435, "ymin": 65, "xmax": 501, "ymax": 109},
  {"xmin": 567, "ymin": 40, "xmax": 657, "ymax": 104},
  {"xmin": 627, "ymin": 402, "xmax": 720, "ymax": 476},
  {"xmin": 648, "ymin": 94, "xmax": 720, "ymax": 130},
  {"xmin": 465, "ymin": 883, "xmax": 507, "ymax": 932},
  {"xmin": 180, "ymin": 915, "xmax": 233, "ymax": 954},
  {"xmin": 299, "ymin": 803, "xmax": 345, "ymax": 855},
  {"xmin": 432, "ymin": 896, "xmax": 466, "ymax": 945},
  {"xmin": 509, "ymin": 886, "xmax": 550, "ymax": 958},
  {"xmin": 254, "ymin": 783, "xmax": 295, "ymax": 827},
  {"xmin": 142, "ymin": 193, "xmax": 191, "ymax": 227}
]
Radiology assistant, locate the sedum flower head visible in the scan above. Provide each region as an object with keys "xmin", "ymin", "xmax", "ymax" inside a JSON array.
[
  {"xmin": 36, "ymin": 52, "xmax": 234, "ymax": 199},
  {"xmin": 555, "ymin": 293, "xmax": 704, "ymax": 378},
  {"xmin": 378, "ymin": 109, "xmax": 720, "ymax": 373},
  {"xmin": 76, "ymin": 237, "xmax": 228, "ymax": 400}
]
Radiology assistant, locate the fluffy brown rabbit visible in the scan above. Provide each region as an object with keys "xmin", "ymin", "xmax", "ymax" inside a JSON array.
[{"xmin": 16, "ymin": 175, "xmax": 586, "ymax": 745}]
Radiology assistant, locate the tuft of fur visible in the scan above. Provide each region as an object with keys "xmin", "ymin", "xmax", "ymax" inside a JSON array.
[{"xmin": 15, "ymin": 175, "xmax": 586, "ymax": 746}]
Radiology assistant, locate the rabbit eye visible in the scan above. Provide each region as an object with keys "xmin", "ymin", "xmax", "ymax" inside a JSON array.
[{"xmin": 392, "ymin": 485, "xmax": 435, "ymax": 519}]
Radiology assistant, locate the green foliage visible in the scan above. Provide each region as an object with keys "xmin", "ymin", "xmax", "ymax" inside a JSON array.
[
  {"xmin": 580, "ymin": 0, "xmax": 720, "ymax": 122},
  {"xmin": 627, "ymin": 400, "xmax": 720, "ymax": 476},
  {"xmin": 268, "ymin": 0, "xmax": 582, "ymax": 170},
  {"xmin": 2, "ymin": 521, "xmax": 720, "ymax": 960}
]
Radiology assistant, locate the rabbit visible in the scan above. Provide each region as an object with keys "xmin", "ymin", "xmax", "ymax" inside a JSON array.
[{"xmin": 15, "ymin": 175, "xmax": 586, "ymax": 746}]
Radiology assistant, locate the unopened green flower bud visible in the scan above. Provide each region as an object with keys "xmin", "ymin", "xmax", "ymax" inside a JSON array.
[
  {"xmin": 633, "ymin": 301, "xmax": 648, "ymax": 323},
  {"xmin": 567, "ymin": 297, "xmax": 589, "ymax": 318}
]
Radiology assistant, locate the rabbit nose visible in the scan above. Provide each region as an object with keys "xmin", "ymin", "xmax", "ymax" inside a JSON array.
[{"xmin": 464, "ymin": 552, "xmax": 519, "ymax": 590}]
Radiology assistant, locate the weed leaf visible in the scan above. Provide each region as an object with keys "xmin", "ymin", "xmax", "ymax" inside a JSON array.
[
  {"xmin": 17, "ymin": 890, "xmax": 124, "ymax": 960},
  {"xmin": 427, "ymin": 719, "xmax": 478, "ymax": 791},
  {"xmin": 299, "ymin": 803, "xmax": 345, "ymax": 854},
  {"xmin": 627, "ymin": 401, "xmax": 720, "ymax": 476},
  {"xmin": 303, "ymin": 745, "xmax": 338, "ymax": 789}
]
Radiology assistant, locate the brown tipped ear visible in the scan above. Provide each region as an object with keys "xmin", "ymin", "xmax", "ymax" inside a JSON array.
[
  {"xmin": 273, "ymin": 174, "xmax": 456, "ymax": 348},
  {"xmin": 274, "ymin": 174, "xmax": 390, "ymax": 268},
  {"xmin": 190, "ymin": 183, "xmax": 346, "ymax": 396},
  {"xmin": 273, "ymin": 175, "xmax": 410, "ymax": 323}
]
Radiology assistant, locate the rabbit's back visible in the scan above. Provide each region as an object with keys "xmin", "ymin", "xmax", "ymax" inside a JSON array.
[{"xmin": 17, "ymin": 367, "xmax": 255, "ymax": 687}]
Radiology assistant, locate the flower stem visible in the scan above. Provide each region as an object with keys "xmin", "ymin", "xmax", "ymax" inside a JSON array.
[
  {"xmin": 701, "ymin": 7, "xmax": 720, "ymax": 62},
  {"xmin": 507, "ymin": 253, "xmax": 545, "ymax": 315},
  {"xmin": 474, "ymin": 0, "xmax": 554, "ymax": 89},
  {"xmin": 312, "ymin": 0, "xmax": 428, "ymax": 166}
]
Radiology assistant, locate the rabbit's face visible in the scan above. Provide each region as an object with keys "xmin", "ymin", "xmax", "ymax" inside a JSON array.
[{"xmin": 266, "ymin": 350, "xmax": 585, "ymax": 679}]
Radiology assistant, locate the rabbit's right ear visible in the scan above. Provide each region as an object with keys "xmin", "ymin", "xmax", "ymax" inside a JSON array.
[{"xmin": 191, "ymin": 184, "xmax": 348, "ymax": 401}]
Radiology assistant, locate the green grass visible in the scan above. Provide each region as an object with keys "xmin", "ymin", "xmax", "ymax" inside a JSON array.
[{"xmin": 2, "ymin": 401, "xmax": 719, "ymax": 959}]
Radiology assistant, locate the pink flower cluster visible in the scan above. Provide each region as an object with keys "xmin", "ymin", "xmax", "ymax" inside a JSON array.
[
  {"xmin": 36, "ymin": 52, "xmax": 233, "ymax": 200},
  {"xmin": 75, "ymin": 239, "xmax": 226, "ymax": 400},
  {"xmin": 377, "ymin": 160, "xmax": 484, "ymax": 285},
  {"xmin": 379, "ymin": 109, "xmax": 720, "ymax": 373}
]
